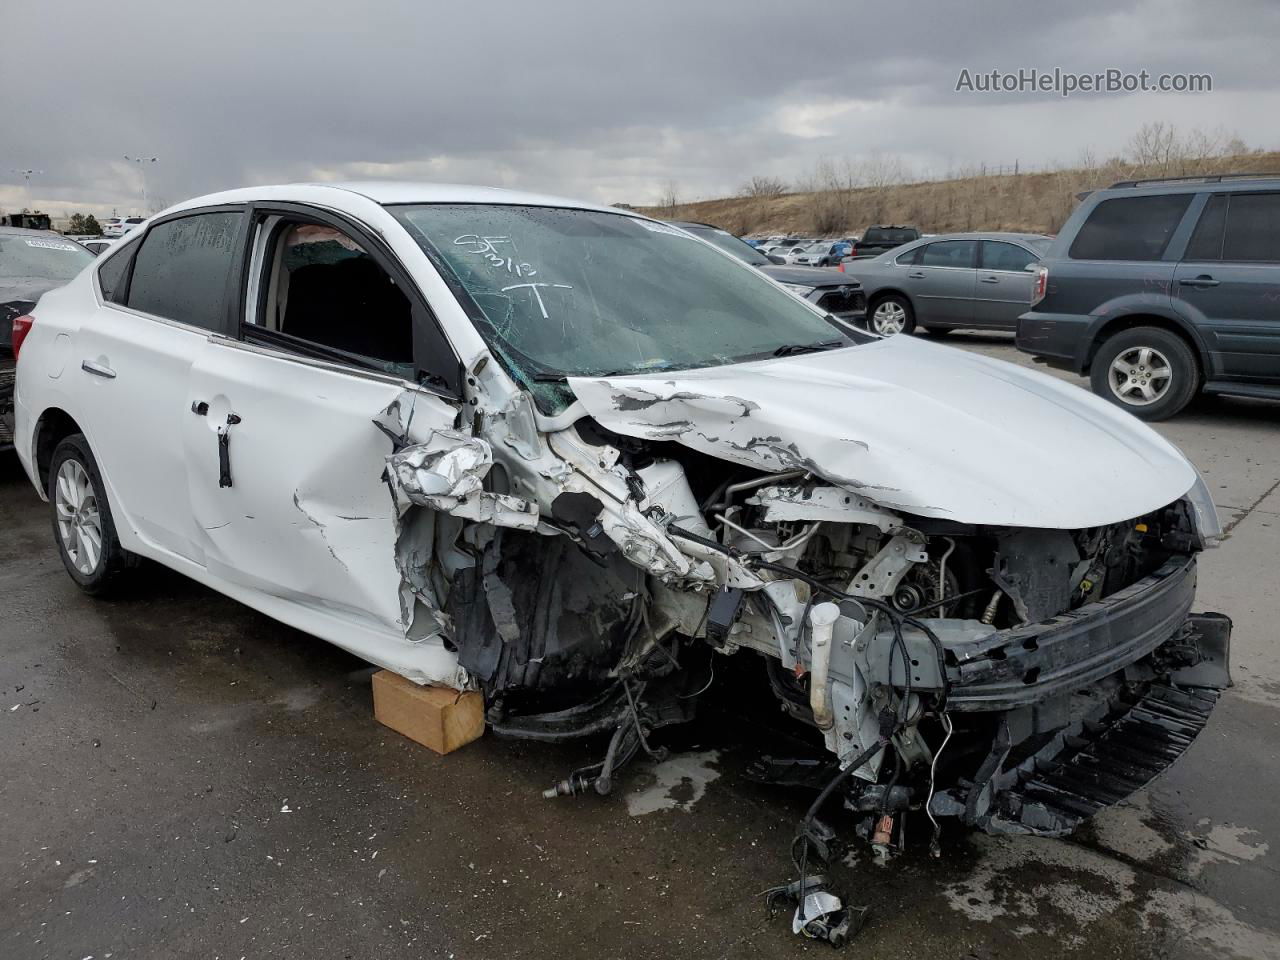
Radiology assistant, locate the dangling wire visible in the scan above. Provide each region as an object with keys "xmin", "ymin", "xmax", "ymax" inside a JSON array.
[{"xmin": 926, "ymin": 712, "xmax": 954, "ymax": 857}]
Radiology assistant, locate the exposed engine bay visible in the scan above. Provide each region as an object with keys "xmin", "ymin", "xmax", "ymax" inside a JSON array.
[{"xmin": 374, "ymin": 346, "xmax": 1231, "ymax": 948}]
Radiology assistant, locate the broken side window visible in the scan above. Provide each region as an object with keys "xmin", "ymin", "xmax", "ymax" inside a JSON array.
[{"xmin": 251, "ymin": 221, "xmax": 415, "ymax": 378}]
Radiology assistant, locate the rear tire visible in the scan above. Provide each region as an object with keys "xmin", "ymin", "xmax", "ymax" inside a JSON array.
[
  {"xmin": 1089, "ymin": 326, "xmax": 1199, "ymax": 421},
  {"xmin": 869, "ymin": 294, "xmax": 916, "ymax": 337},
  {"xmin": 48, "ymin": 433, "xmax": 133, "ymax": 595}
]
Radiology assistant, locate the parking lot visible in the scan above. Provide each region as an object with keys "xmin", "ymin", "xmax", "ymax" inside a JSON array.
[{"xmin": 0, "ymin": 332, "xmax": 1274, "ymax": 959}]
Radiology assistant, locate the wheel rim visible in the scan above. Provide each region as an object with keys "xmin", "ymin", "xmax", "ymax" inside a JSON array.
[
  {"xmin": 55, "ymin": 459, "xmax": 103, "ymax": 576},
  {"xmin": 872, "ymin": 301, "xmax": 907, "ymax": 336},
  {"xmin": 1107, "ymin": 346, "xmax": 1173, "ymax": 406}
]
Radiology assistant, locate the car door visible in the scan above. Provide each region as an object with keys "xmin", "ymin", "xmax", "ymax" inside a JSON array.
[
  {"xmin": 974, "ymin": 240, "xmax": 1040, "ymax": 328},
  {"xmin": 903, "ymin": 239, "xmax": 977, "ymax": 326},
  {"xmin": 1171, "ymin": 191, "xmax": 1280, "ymax": 383},
  {"xmin": 74, "ymin": 207, "xmax": 248, "ymax": 565},
  {"xmin": 182, "ymin": 206, "xmax": 464, "ymax": 638}
]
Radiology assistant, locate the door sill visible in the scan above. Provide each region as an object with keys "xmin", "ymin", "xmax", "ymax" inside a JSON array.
[{"xmin": 1203, "ymin": 380, "xmax": 1280, "ymax": 401}]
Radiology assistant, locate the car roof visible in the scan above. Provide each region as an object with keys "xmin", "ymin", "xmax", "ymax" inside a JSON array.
[
  {"xmin": 165, "ymin": 182, "xmax": 633, "ymax": 219},
  {"xmin": 899, "ymin": 231, "xmax": 1052, "ymax": 244},
  {"xmin": 0, "ymin": 226, "xmax": 72, "ymax": 238}
]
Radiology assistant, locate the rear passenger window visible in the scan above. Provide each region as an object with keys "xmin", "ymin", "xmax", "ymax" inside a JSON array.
[
  {"xmin": 126, "ymin": 211, "xmax": 242, "ymax": 329},
  {"xmin": 1068, "ymin": 195, "xmax": 1191, "ymax": 261},
  {"xmin": 1184, "ymin": 195, "xmax": 1227, "ymax": 261},
  {"xmin": 919, "ymin": 240, "xmax": 976, "ymax": 268},
  {"xmin": 982, "ymin": 242, "xmax": 1037, "ymax": 272},
  {"xmin": 1222, "ymin": 193, "xmax": 1280, "ymax": 262}
]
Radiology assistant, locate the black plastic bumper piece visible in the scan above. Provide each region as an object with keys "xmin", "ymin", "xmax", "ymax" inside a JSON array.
[
  {"xmin": 976, "ymin": 679, "xmax": 1220, "ymax": 836},
  {"xmin": 946, "ymin": 555, "xmax": 1198, "ymax": 712},
  {"xmin": 933, "ymin": 611, "xmax": 1231, "ymax": 837}
]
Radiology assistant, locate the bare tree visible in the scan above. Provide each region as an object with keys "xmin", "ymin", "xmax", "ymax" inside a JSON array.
[
  {"xmin": 659, "ymin": 180, "xmax": 680, "ymax": 217},
  {"xmin": 741, "ymin": 175, "xmax": 787, "ymax": 200},
  {"xmin": 1127, "ymin": 122, "xmax": 1181, "ymax": 172}
]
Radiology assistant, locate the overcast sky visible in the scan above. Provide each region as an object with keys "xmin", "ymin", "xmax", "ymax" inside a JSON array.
[{"xmin": 2, "ymin": 0, "xmax": 1278, "ymax": 218}]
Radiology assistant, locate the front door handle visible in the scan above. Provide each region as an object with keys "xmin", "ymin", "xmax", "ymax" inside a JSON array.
[
  {"xmin": 979, "ymin": 275, "xmax": 1000, "ymax": 284},
  {"xmin": 217, "ymin": 413, "xmax": 241, "ymax": 489},
  {"xmin": 907, "ymin": 271, "xmax": 926, "ymax": 279},
  {"xmin": 81, "ymin": 359, "xmax": 116, "ymax": 379},
  {"xmin": 1179, "ymin": 275, "xmax": 1220, "ymax": 288}
]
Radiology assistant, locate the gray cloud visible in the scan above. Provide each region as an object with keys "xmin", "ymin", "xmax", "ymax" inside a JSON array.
[{"xmin": 2, "ymin": 0, "xmax": 1276, "ymax": 218}]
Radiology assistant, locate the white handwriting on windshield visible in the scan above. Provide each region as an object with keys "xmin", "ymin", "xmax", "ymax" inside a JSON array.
[
  {"xmin": 453, "ymin": 234, "xmax": 537, "ymax": 277},
  {"xmin": 500, "ymin": 282, "xmax": 574, "ymax": 319}
]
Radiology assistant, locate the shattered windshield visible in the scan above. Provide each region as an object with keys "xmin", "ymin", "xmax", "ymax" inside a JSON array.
[{"xmin": 390, "ymin": 204, "xmax": 858, "ymax": 398}]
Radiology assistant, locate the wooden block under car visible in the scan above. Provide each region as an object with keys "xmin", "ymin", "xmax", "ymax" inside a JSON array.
[{"xmin": 372, "ymin": 670, "xmax": 485, "ymax": 755}]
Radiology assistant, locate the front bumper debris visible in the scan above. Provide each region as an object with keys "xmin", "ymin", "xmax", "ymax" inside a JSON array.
[
  {"xmin": 946, "ymin": 555, "xmax": 1199, "ymax": 711},
  {"xmin": 931, "ymin": 612, "xmax": 1231, "ymax": 837}
]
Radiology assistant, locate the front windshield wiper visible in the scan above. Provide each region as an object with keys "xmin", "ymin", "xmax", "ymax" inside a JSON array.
[
  {"xmin": 532, "ymin": 363, "xmax": 678, "ymax": 383},
  {"xmin": 771, "ymin": 338, "xmax": 848, "ymax": 357}
]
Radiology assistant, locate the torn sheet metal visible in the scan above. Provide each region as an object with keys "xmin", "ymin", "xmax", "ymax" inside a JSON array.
[
  {"xmin": 386, "ymin": 428, "xmax": 539, "ymax": 530},
  {"xmin": 567, "ymin": 335, "xmax": 1199, "ymax": 529}
]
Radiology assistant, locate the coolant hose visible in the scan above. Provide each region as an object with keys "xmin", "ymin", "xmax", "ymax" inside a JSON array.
[{"xmin": 808, "ymin": 602, "xmax": 841, "ymax": 730}]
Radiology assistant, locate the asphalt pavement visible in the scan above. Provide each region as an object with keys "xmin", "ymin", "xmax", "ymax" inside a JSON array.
[{"xmin": 1, "ymin": 333, "xmax": 1277, "ymax": 959}]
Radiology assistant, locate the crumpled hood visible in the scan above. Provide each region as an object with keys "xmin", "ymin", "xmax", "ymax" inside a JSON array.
[{"xmin": 567, "ymin": 336, "xmax": 1198, "ymax": 528}]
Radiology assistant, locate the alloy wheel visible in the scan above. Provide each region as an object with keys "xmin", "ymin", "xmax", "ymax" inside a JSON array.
[
  {"xmin": 55, "ymin": 459, "xmax": 103, "ymax": 575},
  {"xmin": 1107, "ymin": 346, "xmax": 1173, "ymax": 406}
]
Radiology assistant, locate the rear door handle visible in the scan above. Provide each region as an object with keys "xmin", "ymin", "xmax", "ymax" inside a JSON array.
[
  {"xmin": 81, "ymin": 359, "xmax": 116, "ymax": 379},
  {"xmin": 1179, "ymin": 275, "xmax": 1220, "ymax": 288}
]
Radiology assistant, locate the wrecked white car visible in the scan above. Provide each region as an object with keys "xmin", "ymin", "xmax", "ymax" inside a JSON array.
[{"xmin": 12, "ymin": 184, "xmax": 1230, "ymax": 940}]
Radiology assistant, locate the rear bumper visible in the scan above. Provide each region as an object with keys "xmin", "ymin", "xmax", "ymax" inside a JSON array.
[{"xmin": 1015, "ymin": 310, "xmax": 1093, "ymax": 372}]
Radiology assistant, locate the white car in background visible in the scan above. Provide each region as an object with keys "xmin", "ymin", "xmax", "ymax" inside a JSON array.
[
  {"xmin": 8, "ymin": 184, "xmax": 1230, "ymax": 933},
  {"xmin": 100, "ymin": 216, "xmax": 146, "ymax": 238}
]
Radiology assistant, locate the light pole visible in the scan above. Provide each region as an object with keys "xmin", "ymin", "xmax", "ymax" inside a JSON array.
[
  {"xmin": 124, "ymin": 155, "xmax": 158, "ymax": 213},
  {"xmin": 10, "ymin": 168, "xmax": 41, "ymax": 209}
]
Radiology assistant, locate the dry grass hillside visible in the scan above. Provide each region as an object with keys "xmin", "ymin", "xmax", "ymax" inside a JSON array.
[{"xmin": 640, "ymin": 150, "xmax": 1280, "ymax": 238}]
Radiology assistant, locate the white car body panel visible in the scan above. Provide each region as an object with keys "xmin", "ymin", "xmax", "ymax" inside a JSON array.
[{"xmin": 568, "ymin": 334, "xmax": 1198, "ymax": 529}]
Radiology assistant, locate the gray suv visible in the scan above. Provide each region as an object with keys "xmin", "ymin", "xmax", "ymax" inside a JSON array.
[{"xmin": 1018, "ymin": 175, "xmax": 1280, "ymax": 420}]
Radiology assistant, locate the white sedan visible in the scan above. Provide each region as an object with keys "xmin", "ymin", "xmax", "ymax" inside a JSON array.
[{"xmin": 9, "ymin": 183, "xmax": 1230, "ymax": 899}]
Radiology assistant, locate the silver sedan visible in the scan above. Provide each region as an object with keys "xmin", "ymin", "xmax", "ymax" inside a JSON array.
[{"xmin": 839, "ymin": 232, "xmax": 1052, "ymax": 337}]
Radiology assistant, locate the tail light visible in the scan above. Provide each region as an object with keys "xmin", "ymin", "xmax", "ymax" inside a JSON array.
[
  {"xmin": 1031, "ymin": 265, "xmax": 1049, "ymax": 306},
  {"xmin": 11, "ymin": 314, "xmax": 34, "ymax": 360},
  {"xmin": 837, "ymin": 262, "xmax": 845, "ymax": 273},
  {"xmin": 849, "ymin": 245, "xmax": 857, "ymax": 258}
]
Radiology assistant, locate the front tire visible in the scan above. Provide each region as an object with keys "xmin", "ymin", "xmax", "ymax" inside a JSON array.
[
  {"xmin": 869, "ymin": 294, "xmax": 915, "ymax": 337},
  {"xmin": 1089, "ymin": 326, "xmax": 1199, "ymax": 421},
  {"xmin": 48, "ymin": 433, "xmax": 133, "ymax": 595}
]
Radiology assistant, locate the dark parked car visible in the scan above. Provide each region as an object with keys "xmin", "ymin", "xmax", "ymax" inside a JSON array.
[
  {"xmin": 1, "ymin": 228, "xmax": 94, "ymax": 450},
  {"xmin": 847, "ymin": 225, "xmax": 920, "ymax": 259},
  {"xmin": 839, "ymin": 232, "xmax": 1052, "ymax": 336},
  {"xmin": 670, "ymin": 221, "xmax": 866, "ymax": 324},
  {"xmin": 1018, "ymin": 174, "xmax": 1280, "ymax": 420}
]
